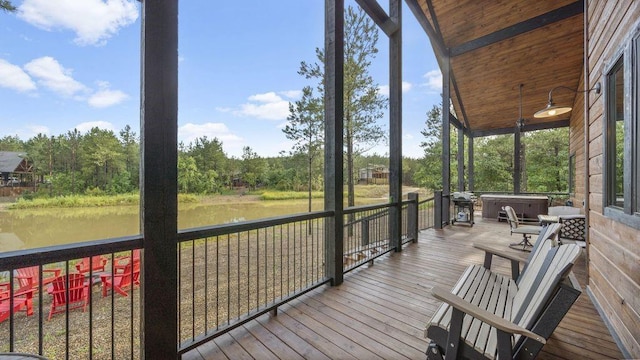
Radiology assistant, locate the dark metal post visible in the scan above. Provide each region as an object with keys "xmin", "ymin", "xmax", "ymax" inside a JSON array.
[
  {"xmin": 442, "ymin": 57, "xmax": 451, "ymax": 224},
  {"xmin": 362, "ymin": 219, "xmax": 370, "ymax": 246},
  {"xmin": 408, "ymin": 192, "xmax": 418, "ymax": 243},
  {"xmin": 389, "ymin": 0, "xmax": 402, "ymax": 252},
  {"xmin": 434, "ymin": 190, "xmax": 443, "ymax": 230},
  {"xmin": 514, "ymin": 128, "xmax": 522, "ymax": 194},
  {"xmin": 468, "ymin": 135, "xmax": 474, "ymax": 192},
  {"xmin": 457, "ymin": 128, "xmax": 465, "ymax": 191},
  {"xmin": 140, "ymin": 0, "xmax": 178, "ymax": 358},
  {"xmin": 324, "ymin": 0, "xmax": 344, "ymax": 286}
]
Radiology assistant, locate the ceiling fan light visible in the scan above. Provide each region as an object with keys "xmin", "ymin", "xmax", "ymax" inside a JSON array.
[{"xmin": 534, "ymin": 102, "xmax": 573, "ymax": 118}]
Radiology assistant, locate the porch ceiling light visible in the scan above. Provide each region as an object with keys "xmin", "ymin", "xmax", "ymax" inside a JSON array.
[{"xmin": 533, "ymin": 82, "xmax": 601, "ymax": 118}]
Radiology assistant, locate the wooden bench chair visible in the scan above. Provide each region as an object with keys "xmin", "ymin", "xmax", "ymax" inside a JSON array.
[{"xmin": 425, "ymin": 239, "xmax": 582, "ymax": 360}]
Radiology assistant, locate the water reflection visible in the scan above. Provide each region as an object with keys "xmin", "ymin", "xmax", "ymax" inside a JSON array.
[{"xmin": 0, "ymin": 200, "xmax": 328, "ymax": 251}]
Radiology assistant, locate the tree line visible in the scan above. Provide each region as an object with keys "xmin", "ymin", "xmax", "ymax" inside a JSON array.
[{"xmin": 1, "ymin": 4, "xmax": 570, "ymax": 198}]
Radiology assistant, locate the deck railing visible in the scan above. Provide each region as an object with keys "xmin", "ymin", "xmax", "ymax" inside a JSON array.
[
  {"xmin": 176, "ymin": 211, "xmax": 332, "ymax": 354},
  {"xmin": 418, "ymin": 196, "xmax": 435, "ymax": 230},
  {"xmin": 0, "ymin": 237, "xmax": 142, "ymax": 359},
  {"xmin": 0, "ymin": 192, "xmax": 434, "ymax": 359}
]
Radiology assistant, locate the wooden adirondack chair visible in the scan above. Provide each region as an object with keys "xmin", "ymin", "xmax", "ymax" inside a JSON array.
[
  {"xmin": 113, "ymin": 249, "xmax": 141, "ymax": 273},
  {"xmin": 75, "ymin": 255, "xmax": 108, "ymax": 274},
  {"xmin": 474, "ymin": 222, "xmax": 562, "ymax": 280},
  {"xmin": 48, "ymin": 273, "xmax": 90, "ymax": 320},
  {"xmin": 100, "ymin": 260, "xmax": 140, "ymax": 297},
  {"xmin": 16, "ymin": 265, "xmax": 61, "ymax": 290},
  {"xmin": 0, "ymin": 278, "xmax": 35, "ymax": 322},
  {"xmin": 425, "ymin": 240, "xmax": 582, "ymax": 360}
]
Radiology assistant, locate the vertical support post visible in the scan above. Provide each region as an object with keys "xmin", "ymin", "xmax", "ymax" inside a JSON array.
[
  {"xmin": 434, "ymin": 190, "xmax": 443, "ymax": 230},
  {"xmin": 362, "ymin": 219, "xmax": 370, "ymax": 246},
  {"xmin": 408, "ymin": 192, "xmax": 418, "ymax": 243},
  {"xmin": 140, "ymin": 0, "xmax": 178, "ymax": 358},
  {"xmin": 442, "ymin": 57, "xmax": 451, "ymax": 224},
  {"xmin": 457, "ymin": 128, "xmax": 464, "ymax": 191},
  {"xmin": 389, "ymin": 0, "xmax": 402, "ymax": 252},
  {"xmin": 468, "ymin": 135, "xmax": 474, "ymax": 192},
  {"xmin": 324, "ymin": 0, "xmax": 344, "ymax": 286},
  {"xmin": 514, "ymin": 128, "xmax": 522, "ymax": 194}
]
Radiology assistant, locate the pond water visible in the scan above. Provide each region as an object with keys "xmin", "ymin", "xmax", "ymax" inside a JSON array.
[{"xmin": 0, "ymin": 199, "xmax": 379, "ymax": 252}]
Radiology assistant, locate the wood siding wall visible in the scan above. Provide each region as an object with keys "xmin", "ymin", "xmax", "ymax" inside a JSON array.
[{"xmin": 587, "ymin": 1, "xmax": 640, "ymax": 357}]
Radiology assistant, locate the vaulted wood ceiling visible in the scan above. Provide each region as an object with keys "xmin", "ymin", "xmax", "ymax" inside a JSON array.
[{"xmin": 406, "ymin": 0, "xmax": 584, "ymax": 136}]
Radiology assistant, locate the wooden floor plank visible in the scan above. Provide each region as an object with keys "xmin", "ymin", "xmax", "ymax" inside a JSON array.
[
  {"xmin": 228, "ymin": 325, "xmax": 279, "ymax": 360},
  {"xmin": 242, "ymin": 320, "xmax": 305, "ymax": 360},
  {"xmin": 197, "ymin": 216, "xmax": 624, "ymax": 360}
]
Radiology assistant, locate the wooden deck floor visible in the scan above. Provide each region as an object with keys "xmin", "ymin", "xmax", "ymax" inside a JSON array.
[{"xmin": 184, "ymin": 217, "xmax": 623, "ymax": 360}]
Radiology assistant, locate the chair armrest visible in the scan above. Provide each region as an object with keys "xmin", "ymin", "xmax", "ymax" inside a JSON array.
[
  {"xmin": 42, "ymin": 269, "xmax": 62, "ymax": 277},
  {"xmin": 431, "ymin": 286, "xmax": 546, "ymax": 345},
  {"xmin": 474, "ymin": 243, "xmax": 529, "ymax": 264}
]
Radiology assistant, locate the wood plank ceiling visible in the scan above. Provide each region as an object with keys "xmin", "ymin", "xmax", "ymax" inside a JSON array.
[{"xmin": 408, "ymin": 0, "xmax": 584, "ymax": 136}]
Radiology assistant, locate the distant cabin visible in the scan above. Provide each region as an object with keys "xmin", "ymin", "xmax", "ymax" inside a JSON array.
[
  {"xmin": 358, "ymin": 165, "xmax": 389, "ymax": 185},
  {"xmin": 0, "ymin": 151, "xmax": 33, "ymax": 187}
]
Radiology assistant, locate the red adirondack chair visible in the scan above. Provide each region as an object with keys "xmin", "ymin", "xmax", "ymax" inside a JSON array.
[
  {"xmin": 48, "ymin": 274, "xmax": 90, "ymax": 320},
  {"xmin": 100, "ymin": 260, "xmax": 140, "ymax": 297},
  {"xmin": 113, "ymin": 249, "xmax": 141, "ymax": 273},
  {"xmin": 75, "ymin": 256, "xmax": 108, "ymax": 274},
  {"xmin": 0, "ymin": 278, "xmax": 34, "ymax": 323},
  {"xmin": 16, "ymin": 265, "xmax": 61, "ymax": 290}
]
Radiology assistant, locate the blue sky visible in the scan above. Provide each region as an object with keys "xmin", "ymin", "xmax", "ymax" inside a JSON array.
[{"xmin": 0, "ymin": 0, "xmax": 441, "ymax": 158}]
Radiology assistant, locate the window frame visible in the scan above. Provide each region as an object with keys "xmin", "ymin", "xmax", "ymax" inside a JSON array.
[
  {"xmin": 568, "ymin": 152, "xmax": 575, "ymax": 196},
  {"xmin": 602, "ymin": 26, "xmax": 640, "ymax": 229}
]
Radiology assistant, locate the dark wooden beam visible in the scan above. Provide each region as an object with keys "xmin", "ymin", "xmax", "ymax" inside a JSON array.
[
  {"xmin": 404, "ymin": 0, "xmax": 447, "ymax": 61},
  {"xmin": 450, "ymin": 1, "xmax": 583, "ymax": 57},
  {"xmin": 457, "ymin": 129, "xmax": 464, "ymax": 191},
  {"xmin": 389, "ymin": 0, "xmax": 402, "ymax": 252},
  {"xmin": 425, "ymin": 0, "xmax": 445, "ymax": 49},
  {"xmin": 471, "ymin": 119, "xmax": 569, "ymax": 137},
  {"xmin": 514, "ymin": 127, "xmax": 522, "ymax": 194},
  {"xmin": 442, "ymin": 57, "xmax": 451, "ymax": 224},
  {"xmin": 140, "ymin": 0, "xmax": 178, "ymax": 358},
  {"xmin": 355, "ymin": 0, "xmax": 398, "ymax": 36},
  {"xmin": 449, "ymin": 112, "xmax": 469, "ymax": 135},
  {"xmin": 468, "ymin": 136, "xmax": 474, "ymax": 192},
  {"xmin": 451, "ymin": 75, "xmax": 471, "ymax": 129},
  {"xmin": 324, "ymin": 0, "xmax": 344, "ymax": 286},
  {"xmin": 406, "ymin": 0, "xmax": 470, "ymax": 132}
]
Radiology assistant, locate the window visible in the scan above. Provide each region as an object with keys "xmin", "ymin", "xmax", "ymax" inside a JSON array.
[{"xmin": 603, "ymin": 31, "xmax": 640, "ymax": 228}]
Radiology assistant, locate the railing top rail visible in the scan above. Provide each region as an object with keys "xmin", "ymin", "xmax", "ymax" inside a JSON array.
[
  {"xmin": 472, "ymin": 191, "xmax": 570, "ymax": 196},
  {"xmin": 177, "ymin": 210, "xmax": 334, "ymax": 242},
  {"xmin": 344, "ymin": 202, "xmax": 395, "ymax": 215},
  {"xmin": 0, "ymin": 235, "xmax": 142, "ymax": 271},
  {"xmin": 418, "ymin": 196, "xmax": 435, "ymax": 204}
]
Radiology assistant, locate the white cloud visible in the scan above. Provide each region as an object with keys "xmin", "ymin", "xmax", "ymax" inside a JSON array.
[
  {"xmin": 10, "ymin": 124, "xmax": 51, "ymax": 139},
  {"xmin": 24, "ymin": 56, "xmax": 88, "ymax": 97},
  {"xmin": 18, "ymin": 0, "xmax": 139, "ymax": 46},
  {"xmin": 0, "ymin": 59, "xmax": 37, "ymax": 92},
  {"xmin": 404, "ymin": 133, "xmax": 414, "ymax": 140},
  {"xmin": 27, "ymin": 125, "xmax": 50, "ymax": 135},
  {"xmin": 178, "ymin": 123, "xmax": 243, "ymax": 148},
  {"xmin": 231, "ymin": 90, "xmax": 301, "ymax": 121},
  {"xmin": 73, "ymin": 121, "xmax": 115, "ymax": 133},
  {"xmin": 279, "ymin": 90, "xmax": 302, "ymax": 99},
  {"xmin": 378, "ymin": 81, "xmax": 413, "ymax": 97},
  {"xmin": 248, "ymin": 92, "xmax": 282, "ymax": 103},
  {"xmin": 88, "ymin": 81, "xmax": 128, "ymax": 108},
  {"xmin": 423, "ymin": 70, "xmax": 442, "ymax": 93}
]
